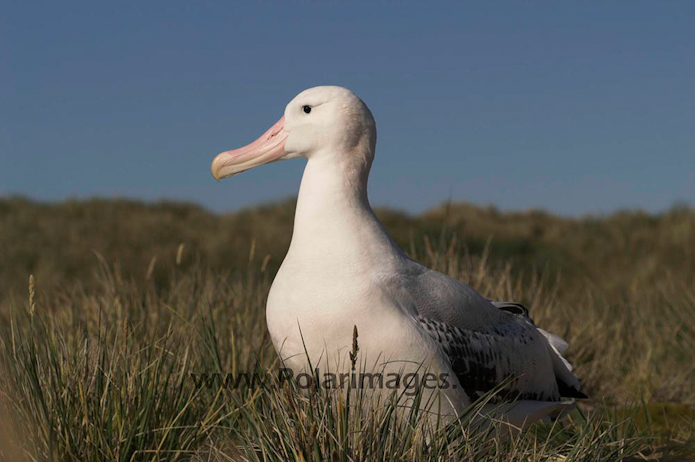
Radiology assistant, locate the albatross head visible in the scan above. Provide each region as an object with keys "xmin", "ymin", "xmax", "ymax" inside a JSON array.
[{"xmin": 211, "ymin": 86, "xmax": 376, "ymax": 180}]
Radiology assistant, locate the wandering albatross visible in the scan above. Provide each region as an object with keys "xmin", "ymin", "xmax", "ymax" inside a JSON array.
[{"xmin": 211, "ymin": 86, "xmax": 585, "ymax": 427}]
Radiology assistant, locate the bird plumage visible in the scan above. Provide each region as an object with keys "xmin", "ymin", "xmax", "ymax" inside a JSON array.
[{"xmin": 212, "ymin": 85, "xmax": 585, "ymax": 427}]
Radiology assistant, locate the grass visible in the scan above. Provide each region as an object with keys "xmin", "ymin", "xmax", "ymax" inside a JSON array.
[{"xmin": 0, "ymin": 197, "xmax": 694, "ymax": 460}]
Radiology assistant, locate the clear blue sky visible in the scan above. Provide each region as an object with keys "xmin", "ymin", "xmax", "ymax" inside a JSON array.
[{"xmin": 2, "ymin": 2, "xmax": 693, "ymax": 215}]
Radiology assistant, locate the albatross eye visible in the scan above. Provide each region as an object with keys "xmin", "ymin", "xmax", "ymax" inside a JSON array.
[{"xmin": 302, "ymin": 105, "xmax": 312, "ymax": 114}]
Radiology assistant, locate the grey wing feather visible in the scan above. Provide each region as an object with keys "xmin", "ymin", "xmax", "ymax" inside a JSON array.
[
  {"xmin": 491, "ymin": 300, "xmax": 532, "ymax": 321},
  {"xmin": 491, "ymin": 301, "xmax": 586, "ymax": 398},
  {"xmin": 396, "ymin": 262, "xmax": 586, "ymax": 400}
]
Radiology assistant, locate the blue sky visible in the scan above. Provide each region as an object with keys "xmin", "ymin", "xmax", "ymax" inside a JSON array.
[{"xmin": 2, "ymin": 2, "xmax": 693, "ymax": 215}]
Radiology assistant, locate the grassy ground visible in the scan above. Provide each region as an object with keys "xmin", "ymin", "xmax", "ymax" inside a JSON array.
[{"xmin": 0, "ymin": 197, "xmax": 694, "ymax": 460}]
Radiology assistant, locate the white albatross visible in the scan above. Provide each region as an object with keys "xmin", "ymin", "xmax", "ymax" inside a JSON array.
[{"xmin": 211, "ymin": 86, "xmax": 585, "ymax": 427}]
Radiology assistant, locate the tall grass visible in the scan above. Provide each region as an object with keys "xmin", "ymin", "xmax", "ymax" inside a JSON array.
[{"xmin": 0, "ymin": 198, "xmax": 694, "ymax": 460}]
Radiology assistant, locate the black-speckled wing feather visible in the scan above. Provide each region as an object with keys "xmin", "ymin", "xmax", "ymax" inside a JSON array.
[{"xmin": 417, "ymin": 316, "xmax": 561, "ymax": 402}]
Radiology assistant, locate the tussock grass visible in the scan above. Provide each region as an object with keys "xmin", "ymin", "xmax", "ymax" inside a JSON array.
[{"xmin": 0, "ymin": 197, "xmax": 694, "ymax": 460}]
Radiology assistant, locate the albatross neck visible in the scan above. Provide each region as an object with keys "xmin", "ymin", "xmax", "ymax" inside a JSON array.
[{"xmin": 287, "ymin": 151, "xmax": 404, "ymax": 267}]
